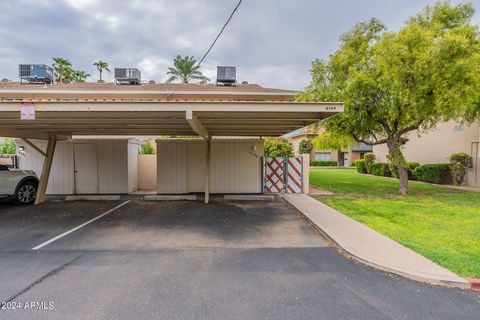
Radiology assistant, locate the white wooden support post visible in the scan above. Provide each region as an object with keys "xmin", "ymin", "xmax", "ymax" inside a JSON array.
[
  {"xmin": 302, "ymin": 153, "xmax": 310, "ymax": 194},
  {"xmin": 204, "ymin": 138, "xmax": 211, "ymax": 204},
  {"xmin": 186, "ymin": 109, "xmax": 212, "ymax": 203},
  {"xmin": 35, "ymin": 138, "xmax": 57, "ymax": 205}
]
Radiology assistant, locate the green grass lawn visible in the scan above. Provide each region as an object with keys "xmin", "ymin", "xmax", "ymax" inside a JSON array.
[{"xmin": 310, "ymin": 167, "xmax": 480, "ymax": 278}]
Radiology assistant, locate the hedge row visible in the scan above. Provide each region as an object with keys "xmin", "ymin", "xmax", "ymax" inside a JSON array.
[
  {"xmin": 391, "ymin": 162, "xmax": 420, "ymax": 180},
  {"xmin": 414, "ymin": 164, "xmax": 451, "ymax": 184},
  {"xmin": 311, "ymin": 160, "xmax": 338, "ymax": 167},
  {"xmin": 371, "ymin": 163, "xmax": 391, "ymax": 177},
  {"xmin": 354, "ymin": 159, "xmax": 452, "ymax": 184}
]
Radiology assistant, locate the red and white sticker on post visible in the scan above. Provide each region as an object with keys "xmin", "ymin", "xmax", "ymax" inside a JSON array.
[{"xmin": 20, "ymin": 102, "xmax": 35, "ymax": 120}]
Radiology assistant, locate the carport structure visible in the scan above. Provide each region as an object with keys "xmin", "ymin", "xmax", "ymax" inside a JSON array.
[{"xmin": 0, "ymin": 85, "xmax": 343, "ymax": 204}]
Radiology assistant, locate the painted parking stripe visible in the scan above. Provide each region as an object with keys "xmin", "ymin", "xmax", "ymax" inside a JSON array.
[{"xmin": 31, "ymin": 200, "xmax": 131, "ymax": 250}]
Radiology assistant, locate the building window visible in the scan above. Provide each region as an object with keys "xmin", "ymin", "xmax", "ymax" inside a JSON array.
[{"xmin": 315, "ymin": 152, "xmax": 331, "ymax": 161}]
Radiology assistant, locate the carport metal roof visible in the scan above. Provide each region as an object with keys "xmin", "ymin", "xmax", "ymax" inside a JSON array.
[
  {"xmin": 0, "ymin": 101, "xmax": 343, "ymax": 139},
  {"xmin": 0, "ymin": 86, "xmax": 343, "ymax": 205}
]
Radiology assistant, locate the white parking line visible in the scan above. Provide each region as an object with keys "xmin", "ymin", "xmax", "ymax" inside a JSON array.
[{"xmin": 32, "ymin": 200, "xmax": 131, "ymax": 250}]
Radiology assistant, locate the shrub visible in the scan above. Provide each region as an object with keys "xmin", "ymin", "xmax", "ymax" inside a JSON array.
[
  {"xmin": 355, "ymin": 159, "xmax": 367, "ymax": 173},
  {"xmin": 264, "ymin": 137, "xmax": 294, "ymax": 157},
  {"xmin": 370, "ymin": 163, "xmax": 391, "ymax": 177},
  {"xmin": 0, "ymin": 138, "xmax": 16, "ymax": 154},
  {"xmin": 414, "ymin": 164, "xmax": 451, "ymax": 184},
  {"xmin": 449, "ymin": 152, "xmax": 472, "ymax": 186},
  {"xmin": 140, "ymin": 141, "xmax": 155, "ymax": 154},
  {"xmin": 391, "ymin": 162, "xmax": 420, "ymax": 180},
  {"xmin": 298, "ymin": 139, "xmax": 314, "ymax": 154},
  {"xmin": 311, "ymin": 160, "xmax": 337, "ymax": 167},
  {"xmin": 363, "ymin": 152, "xmax": 376, "ymax": 174}
]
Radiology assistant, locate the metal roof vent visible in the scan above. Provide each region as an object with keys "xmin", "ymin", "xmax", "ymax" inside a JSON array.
[
  {"xmin": 114, "ymin": 68, "xmax": 141, "ymax": 85},
  {"xmin": 216, "ymin": 66, "xmax": 236, "ymax": 86},
  {"xmin": 19, "ymin": 64, "xmax": 53, "ymax": 84}
]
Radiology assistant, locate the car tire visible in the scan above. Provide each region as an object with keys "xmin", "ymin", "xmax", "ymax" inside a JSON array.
[{"xmin": 14, "ymin": 181, "xmax": 38, "ymax": 205}]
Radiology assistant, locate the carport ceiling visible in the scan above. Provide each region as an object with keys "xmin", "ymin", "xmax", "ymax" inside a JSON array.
[{"xmin": 0, "ymin": 101, "xmax": 343, "ymax": 138}]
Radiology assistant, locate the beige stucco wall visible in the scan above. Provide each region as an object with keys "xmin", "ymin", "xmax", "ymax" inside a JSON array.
[
  {"xmin": 0, "ymin": 156, "xmax": 13, "ymax": 165},
  {"xmin": 373, "ymin": 120, "xmax": 480, "ymax": 187},
  {"xmin": 138, "ymin": 154, "xmax": 157, "ymax": 190}
]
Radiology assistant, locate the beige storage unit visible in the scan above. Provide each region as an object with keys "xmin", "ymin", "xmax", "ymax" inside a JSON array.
[
  {"xmin": 156, "ymin": 139, "xmax": 264, "ymax": 194},
  {"xmin": 157, "ymin": 140, "xmax": 188, "ymax": 194},
  {"xmin": 17, "ymin": 139, "xmax": 74, "ymax": 194},
  {"xmin": 16, "ymin": 138, "xmax": 139, "ymax": 194}
]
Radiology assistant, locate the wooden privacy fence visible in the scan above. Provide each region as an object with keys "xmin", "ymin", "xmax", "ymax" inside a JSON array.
[{"xmin": 264, "ymin": 156, "xmax": 304, "ymax": 194}]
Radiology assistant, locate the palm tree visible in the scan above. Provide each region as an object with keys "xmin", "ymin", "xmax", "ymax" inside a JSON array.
[
  {"xmin": 166, "ymin": 55, "xmax": 209, "ymax": 84},
  {"xmin": 72, "ymin": 70, "xmax": 90, "ymax": 83},
  {"xmin": 52, "ymin": 57, "xmax": 72, "ymax": 83},
  {"xmin": 93, "ymin": 60, "xmax": 110, "ymax": 81}
]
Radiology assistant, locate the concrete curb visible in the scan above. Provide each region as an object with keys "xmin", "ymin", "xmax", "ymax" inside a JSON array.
[
  {"xmin": 65, "ymin": 195, "xmax": 121, "ymax": 201},
  {"xmin": 144, "ymin": 195, "xmax": 197, "ymax": 201},
  {"xmin": 224, "ymin": 195, "xmax": 274, "ymax": 201},
  {"xmin": 467, "ymin": 278, "xmax": 480, "ymax": 291},
  {"xmin": 282, "ymin": 194, "xmax": 472, "ymax": 290}
]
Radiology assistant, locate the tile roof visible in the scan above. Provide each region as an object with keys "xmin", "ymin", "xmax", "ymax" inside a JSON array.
[{"xmin": 0, "ymin": 81, "xmax": 297, "ymax": 94}]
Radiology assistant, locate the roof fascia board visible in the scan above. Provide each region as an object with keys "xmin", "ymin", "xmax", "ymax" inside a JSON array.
[{"xmin": 0, "ymin": 102, "xmax": 343, "ymax": 113}]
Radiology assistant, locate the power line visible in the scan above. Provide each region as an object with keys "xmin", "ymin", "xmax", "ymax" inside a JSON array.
[{"xmin": 197, "ymin": 0, "xmax": 243, "ymax": 67}]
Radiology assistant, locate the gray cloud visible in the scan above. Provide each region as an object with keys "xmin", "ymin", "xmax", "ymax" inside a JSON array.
[{"xmin": 0, "ymin": 0, "xmax": 479, "ymax": 90}]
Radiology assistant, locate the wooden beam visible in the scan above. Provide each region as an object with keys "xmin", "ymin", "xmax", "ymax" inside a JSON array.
[
  {"xmin": 20, "ymin": 138, "xmax": 47, "ymax": 157},
  {"xmin": 35, "ymin": 138, "xmax": 56, "ymax": 205},
  {"xmin": 186, "ymin": 109, "xmax": 209, "ymax": 139},
  {"xmin": 205, "ymin": 138, "xmax": 211, "ymax": 204},
  {"xmin": 0, "ymin": 128, "xmax": 70, "ymax": 140}
]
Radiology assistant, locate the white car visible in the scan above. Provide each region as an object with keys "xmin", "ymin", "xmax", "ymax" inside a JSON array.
[{"xmin": 0, "ymin": 164, "xmax": 39, "ymax": 205}]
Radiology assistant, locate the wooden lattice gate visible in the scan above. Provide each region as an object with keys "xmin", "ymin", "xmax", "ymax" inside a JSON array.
[{"xmin": 264, "ymin": 156, "xmax": 303, "ymax": 193}]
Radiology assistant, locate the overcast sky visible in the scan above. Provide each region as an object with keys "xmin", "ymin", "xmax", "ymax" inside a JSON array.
[{"xmin": 1, "ymin": 0, "xmax": 479, "ymax": 90}]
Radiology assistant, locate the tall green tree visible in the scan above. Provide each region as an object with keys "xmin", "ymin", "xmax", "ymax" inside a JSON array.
[
  {"xmin": 93, "ymin": 60, "xmax": 110, "ymax": 81},
  {"xmin": 52, "ymin": 57, "xmax": 72, "ymax": 83},
  {"xmin": 298, "ymin": 1, "xmax": 480, "ymax": 195},
  {"xmin": 166, "ymin": 55, "xmax": 209, "ymax": 84}
]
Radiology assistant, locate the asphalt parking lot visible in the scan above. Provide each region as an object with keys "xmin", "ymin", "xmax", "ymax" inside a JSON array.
[{"xmin": 0, "ymin": 199, "xmax": 479, "ymax": 320}]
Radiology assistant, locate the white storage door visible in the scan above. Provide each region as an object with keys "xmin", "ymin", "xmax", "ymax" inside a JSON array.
[{"xmin": 74, "ymin": 143, "xmax": 98, "ymax": 194}]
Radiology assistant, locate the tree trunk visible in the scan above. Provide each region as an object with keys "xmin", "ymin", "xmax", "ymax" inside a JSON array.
[
  {"xmin": 397, "ymin": 163, "xmax": 408, "ymax": 195},
  {"xmin": 387, "ymin": 136, "xmax": 409, "ymax": 195},
  {"xmin": 99, "ymin": 70, "xmax": 102, "ymax": 81}
]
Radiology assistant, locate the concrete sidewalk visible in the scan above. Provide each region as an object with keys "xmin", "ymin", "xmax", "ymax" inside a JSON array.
[{"xmin": 283, "ymin": 194, "xmax": 471, "ymax": 289}]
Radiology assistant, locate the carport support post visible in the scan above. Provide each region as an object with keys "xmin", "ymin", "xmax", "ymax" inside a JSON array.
[
  {"xmin": 35, "ymin": 138, "xmax": 57, "ymax": 205},
  {"xmin": 204, "ymin": 138, "xmax": 211, "ymax": 204}
]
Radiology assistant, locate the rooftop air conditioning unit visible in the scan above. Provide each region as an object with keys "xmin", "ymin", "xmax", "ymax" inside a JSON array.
[
  {"xmin": 114, "ymin": 68, "xmax": 141, "ymax": 85},
  {"xmin": 19, "ymin": 64, "xmax": 54, "ymax": 84},
  {"xmin": 216, "ymin": 66, "xmax": 236, "ymax": 86}
]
